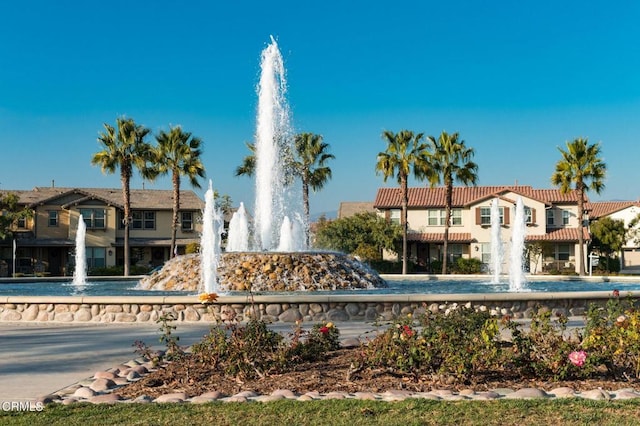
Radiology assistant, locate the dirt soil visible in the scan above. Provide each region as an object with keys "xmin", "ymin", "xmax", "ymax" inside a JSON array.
[{"xmin": 117, "ymin": 347, "xmax": 637, "ymax": 400}]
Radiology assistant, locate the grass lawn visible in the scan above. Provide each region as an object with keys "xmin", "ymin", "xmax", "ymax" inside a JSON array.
[{"xmin": 3, "ymin": 399, "xmax": 640, "ymax": 426}]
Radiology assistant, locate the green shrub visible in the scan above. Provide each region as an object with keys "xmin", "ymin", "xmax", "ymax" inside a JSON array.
[
  {"xmin": 451, "ymin": 257, "xmax": 483, "ymax": 274},
  {"xmin": 505, "ymin": 309, "xmax": 588, "ymax": 380},
  {"xmin": 356, "ymin": 306, "xmax": 502, "ymax": 383},
  {"xmin": 582, "ymin": 296, "xmax": 640, "ymax": 379}
]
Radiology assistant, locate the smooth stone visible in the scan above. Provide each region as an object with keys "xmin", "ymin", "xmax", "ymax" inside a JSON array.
[
  {"xmin": 89, "ymin": 378, "xmax": 116, "ymax": 392},
  {"xmin": 475, "ymin": 391, "xmax": 501, "ymax": 399},
  {"xmin": 506, "ymin": 388, "xmax": 549, "ymax": 399},
  {"xmin": 126, "ymin": 371, "xmax": 141, "ymax": 381},
  {"xmin": 256, "ymin": 395, "xmax": 285, "ymax": 402},
  {"xmin": 354, "ymin": 392, "xmax": 378, "ymax": 400},
  {"xmin": 614, "ymin": 390, "xmax": 640, "ymax": 400},
  {"xmin": 73, "ymin": 387, "xmax": 97, "ymax": 398},
  {"xmin": 271, "ymin": 389, "xmax": 297, "ymax": 398},
  {"xmin": 491, "ymin": 388, "xmax": 515, "ymax": 396},
  {"xmin": 199, "ymin": 391, "xmax": 224, "ymax": 399},
  {"xmin": 341, "ymin": 337, "xmax": 360, "ymax": 348},
  {"xmin": 190, "ymin": 396, "xmax": 219, "ymax": 404},
  {"xmin": 324, "ymin": 391, "xmax": 348, "ymax": 399},
  {"xmin": 89, "ymin": 393, "xmax": 122, "ymax": 404},
  {"xmin": 296, "ymin": 395, "xmax": 315, "ymax": 401},
  {"xmin": 383, "ymin": 389, "xmax": 413, "ymax": 397},
  {"xmin": 430, "ymin": 389, "xmax": 455, "ymax": 397},
  {"xmin": 94, "ymin": 371, "xmax": 117, "ymax": 380},
  {"xmin": 234, "ymin": 390, "xmax": 258, "ymax": 398},
  {"xmin": 155, "ymin": 392, "xmax": 188, "ymax": 403},
  {"xmin": 36, "ymin": 394, "xmax": 60, "ymax": 404},
  {"xmin": 580, "ymin": 389, "xmax": 611, "ymax": 400},
  {"xmin": 550, "ymin": 387, "xmax": 576, "ymax": 398},
  {"xmin": 134, "ymin": 395, "xmax": 154, "ymax": 403},
  {"xmin": 223, "ymin": 396, "xmax": 248, "ymax": 403},
  {"xmin": 459, "ymin": 389, "xmax": 476, "ymax": 396}
]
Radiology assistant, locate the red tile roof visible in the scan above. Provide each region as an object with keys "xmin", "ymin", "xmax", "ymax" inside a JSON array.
[
  {"xmin": 588, "ymin": 201, "xmax": 640, "ymax": 219},
  {"xmin": 408, "ymin": 232, "xmax": 474, "ymax": 243},
  {"xmin": 526, "ymin": 227, "xmax": 590, "ymax": 242},
  {"xmin": 374, "ymin": 186, "xmax": 584, "ymax": 209}
]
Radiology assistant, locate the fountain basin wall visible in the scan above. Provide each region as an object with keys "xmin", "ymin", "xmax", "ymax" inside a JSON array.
[{"xmin": 0, "ymin": 291, "xmax": 630, "ymax": 324}]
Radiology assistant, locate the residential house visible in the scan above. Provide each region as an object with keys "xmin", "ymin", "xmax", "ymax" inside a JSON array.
[
  {"xmin": 373, "ymin": 185, "xmax": 589, "ymax": 274},
  {"xmin": 0, "ymin": 187, "xmax": 204, "ymax": 276},
  {"xmin": 588, "ymin": 201, "xmax": 640, "ymax": 271}
]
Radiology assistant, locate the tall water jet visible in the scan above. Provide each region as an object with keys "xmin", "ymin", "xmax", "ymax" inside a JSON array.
[
  {"xmin": 490, "ymin": 198, "xmax": 503, "ymax": 283},
  {"xmin": 201, "ymin": 180, "xmax": 221, "ymax": 293},
  {"xmin": 253, "ymin": 36, "xmax": 306, "ymax": 251},
  {"xmin": 73, "ymin": 215, "xmax": 87, "ymax": 287},
  {"xmin": 226, "ymin": 202, "xmax": 249, "ymax": 252},
  {"xmin": 509, "ymin": 197, "xmax": 527, "ymax": 291}
]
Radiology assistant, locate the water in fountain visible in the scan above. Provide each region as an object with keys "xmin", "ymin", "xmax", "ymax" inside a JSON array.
[
  {"xmin": 490, "ymin": 198, "xmax": 503, "ymax": 283},
  {"xmin": 226, "ymin": 202, "xmax": 250, "ymax": 252},
  {"xmin": 73, "ymin": 215, "xmax": 87, "ymax": 287},
  {"xmin": 200, "ymin": 180, "xmax": 221, "ymax": 293},
  {"xmin": 509, "ymin": 196, "xmax": 527, "ymax": 291},
  {"xmin": 253, "ymin": 35, "xmax": 306, "ymax": 251}
]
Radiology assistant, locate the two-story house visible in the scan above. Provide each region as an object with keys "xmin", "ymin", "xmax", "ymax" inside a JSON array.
[
  {"xmin": 588, "ymin": 201, "xmax": 640, "ymax": 271},
  {"xmin": 374, "ymin": 185, "xmax": 589, "ymax": 274},
  {"xmin": 0, "ymin": 187, "xmax": 204, "ymax": 276}
]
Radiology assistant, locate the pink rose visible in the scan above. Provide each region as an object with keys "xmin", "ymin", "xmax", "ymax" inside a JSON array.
[{"xmin": 568, "ymin": 350, "xmax": 587, "ymax": 367}]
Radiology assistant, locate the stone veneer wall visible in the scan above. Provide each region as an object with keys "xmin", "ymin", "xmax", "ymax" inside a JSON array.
[{"xmin": 0, "ymin": 291, "xmax": 630, "ymax": 323}]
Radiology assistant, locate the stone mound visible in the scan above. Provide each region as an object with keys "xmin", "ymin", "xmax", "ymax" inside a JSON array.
[{"xmin": 138, "ymin": 252, "xmax": 387, "ymax": 292}]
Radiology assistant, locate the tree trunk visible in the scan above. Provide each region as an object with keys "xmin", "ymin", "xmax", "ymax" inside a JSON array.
[
  {"xmin": 442, "ymin": 182, "xmax": 453, "ymax": 274},
  {"xmin": 578, "ymin": 185, "xmax": 586, "ymax": 276},
  {"xmin": 401, "ymin": 176, "xmax": 409, "ymax": 275},
  {"xmin": 171, "ymin": 171, "xmax": 180, "ymax": 258},
  {"xmin": 302, "ymin": 177, "xmax": 310, "ymax": 248},
  {"xmin": 121, "ymin": 170, "xmax": 131, "ymax": 277}
]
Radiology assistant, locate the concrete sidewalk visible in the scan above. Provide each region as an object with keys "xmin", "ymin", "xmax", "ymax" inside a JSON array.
[{"xmin": 0, "ymin": 321, "xmax": 381, "ymax": 402}]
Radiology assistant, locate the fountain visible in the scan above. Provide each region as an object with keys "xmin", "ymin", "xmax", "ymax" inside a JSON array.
[
  {"xmin": 226, "ymin": 202, "xmax": 250, "ymax": 252},
  {"xmin": 490, "ymin": 198, "xmax": 503, "ymax": 284},
  {"xmin": 200, "ymin": 181, "xmax": 222, "ymax": 294},
  {"xmin": 72, "ymin": 214, "xmax": 87, "ymax": 288},
  {"xmin": 253, "ymin": 35, "xmax": 306, "ymax": 251},
  {"xmin": 509, "ymin": 197, "xmax": 527, "ymax": 291},
  {"xmin": 139, "ymin": 36, "xmax": 385, "ymax": 293}
]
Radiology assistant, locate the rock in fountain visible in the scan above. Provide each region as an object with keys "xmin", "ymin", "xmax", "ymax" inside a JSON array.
[
  {"xmin": 73, "ymin": 214, "xmax": 87, "ymax": 287},
  {"xmin": 139, "ymin": 251, "xmax": 386, "ymax": 292}
]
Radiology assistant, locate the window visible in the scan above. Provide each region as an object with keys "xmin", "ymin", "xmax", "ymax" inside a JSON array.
[
  {"xmin": 546, "ymin": 209, "xmax": 555, "ymax": 226},
  {"xmin": 85, "ymin": 247, "xmax": 106, "ymax": 268},
  {"xmin": 480, "ymin": 206, "xmax": 503, "ymax": 225},
  {"xmin": 48, "ymin": 210, "xmax": 59, "ymax": 227},
  {"xmin": 524, "ymin": 207, "xmax": 532, "ymax": 224},
  {"xmin": 132, "ymin": 211, "xmax": 156, "ymax": 230},
  {"xmin": 447, "ymin": 244, "xmax": 464, "ymax": 260},
  {"xmin": 17, "ymin": 216, "xmax": 26, "ymax": 228},
  {"xmin": 451, "ymin": 209, "xmax": 462, "ymax": 226},
  {"xmin": 429, "ymin": 209, "xmax": 463, "ymax": 226},
  {"xmin": 481, "ymin": 242, "xmax": 491, "ymax": 264},
  {"xmin": 80, "ymin": 209, "xmax": 105, "ymax": 229},
  {"xmin": 181, "ymin": 212, "xmax": 194, "ymax": 231},
  {"xmin": 557, "ymin": 244, "xmax": 571, "ymax": 261},
  {"xmin": 389, "ymin": 209, "xmax": 400, "ymax": 224},
  {"xmin": 428, "ymin": 209, "xmax": 444, "ymax": 226},
  {"xmin": 562, "ymin": 210, "xmax": 570, "ymax": 225}
]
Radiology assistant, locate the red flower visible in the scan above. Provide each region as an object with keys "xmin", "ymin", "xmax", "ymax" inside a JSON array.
[
  {"xmin": 319, "ymin": 326, "xmax": 329, "ymax": 334},
  {"xmin": 613, "ymin": 289, "xmax": 620, "ymax": 298},
  {"xmin": 402, "ymin": 325, "xmax": 414, "ymax": 337}
]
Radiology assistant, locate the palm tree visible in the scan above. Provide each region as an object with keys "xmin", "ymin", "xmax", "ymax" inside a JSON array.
[
  {"xmin": 91, "ymin": 117, "xmax": 153, "ymax": 276},
  {"xmin": 149, "ymin": 125, "xmax": 206, "ymax": 257},
  {"xmin": 551, "ymin": 137, "xmax": 606, "ymax": 276},
  {"xmin": 427, "ymin": 131, "xmax": 478, "ymax": 274},
  {"xmin": 293, "ymin": 133, "xmax": 335, "ymax": 246},
  {"xmin": 376, "ymin": 130, "xmax": 432, "ymax": 275},
  {"xmin": 234, "ymin": 142, "xmax": 256, "ymax": 177}
]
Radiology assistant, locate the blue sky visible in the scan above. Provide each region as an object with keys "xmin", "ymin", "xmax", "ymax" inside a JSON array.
[{"xmin": 1, "ymin": 1, "xmax": 639, "ymax": 216}]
